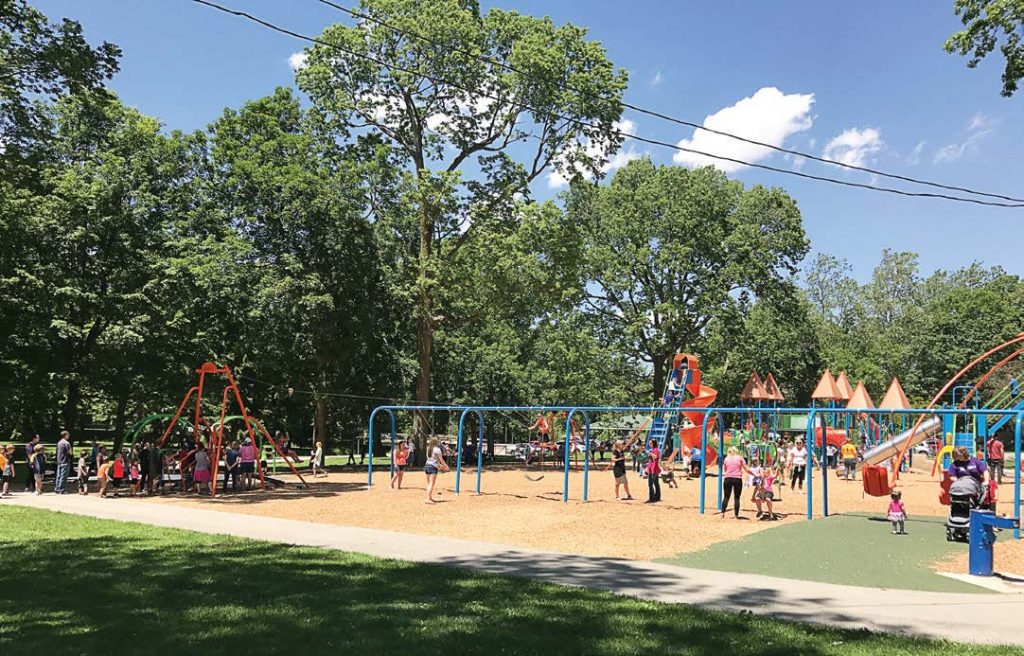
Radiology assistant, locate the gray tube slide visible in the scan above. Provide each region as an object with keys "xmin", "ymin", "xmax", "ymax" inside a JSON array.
[{"xmin": 861, "ymin": 416, "xmax": 943, "ymax": 466}]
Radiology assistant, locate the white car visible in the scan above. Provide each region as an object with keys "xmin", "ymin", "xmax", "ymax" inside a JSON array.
[{"xmin": 912, "ymin": 443, "xmax": 935, "ymax": 457}]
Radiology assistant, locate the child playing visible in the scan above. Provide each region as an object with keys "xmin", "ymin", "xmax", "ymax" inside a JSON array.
[
  {"xmin": 747, "ymin": 458, "xmax": 763, "ymax": 503},
  {"xmin": 129, "ymin": 459, "xmax": 141, "ymax": 496},
  {"xmin": 110, "ymin": 453, "xmax": 125, "ymax": 497},
  {"xmin": 0, "ymin": 444, "xmax": 14, "ymax": 497},
  {"xmin": 97, "ymin": 459, "xmax": 111, "ymax": 497},
  {"xmin": 754, "ymin": 465, "xmax": 778, "ymax": 520},
  {"xmin": 888, "ymin": 490, "xmax": 907, "ymax": 535},
  {"xmin": 30, "ymin": 443, "xmax": 46, "ymax": 494},
  {"xmin": 312, "ymin": 441, "xmax": 327, "ymax": 478},
  {"xmin": 77, "ymin": 450, "xmax": 89, "ymax": 495}
]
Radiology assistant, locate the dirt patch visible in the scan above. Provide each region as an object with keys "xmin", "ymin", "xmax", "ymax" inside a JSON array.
[
  {"xmin": 142, "ymin": 459, "xmax": 989, "ymax": 561},
  {"xmin": 934, "ymin": 532, "xmax": 1024, "ymax": 576}
]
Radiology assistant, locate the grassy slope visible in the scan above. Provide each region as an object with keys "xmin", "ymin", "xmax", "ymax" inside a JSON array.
[{"xmin": 0, "ymin": 506, "xmax": 1016, "ymax": 656}]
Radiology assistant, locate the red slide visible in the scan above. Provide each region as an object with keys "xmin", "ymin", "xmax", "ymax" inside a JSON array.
[{"xmin": 679, "ymin": 383, "xmax": 718, "ymax": 466}]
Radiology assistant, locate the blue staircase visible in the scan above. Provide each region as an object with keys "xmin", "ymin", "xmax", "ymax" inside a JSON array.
[{"xmin": 647, "ymin": 371, "xmax": 688, "ymax": 450}]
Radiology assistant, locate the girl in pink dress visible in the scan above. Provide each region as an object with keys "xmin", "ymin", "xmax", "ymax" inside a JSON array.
[{"xmin": 888, "ymin": 490, "xmax": 906, "ymax": 535}]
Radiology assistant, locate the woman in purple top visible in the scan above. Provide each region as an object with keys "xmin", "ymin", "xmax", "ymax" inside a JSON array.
[{"xmin": 947, "ymin": 445, "xmax": 987, "ymax": 497}]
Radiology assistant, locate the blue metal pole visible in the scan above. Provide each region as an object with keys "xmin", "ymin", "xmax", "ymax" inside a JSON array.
[
  {"xmin": 806, "ymin": 410, "xmax": 815, "ymax": 521},
  {"xmin": 699, "ymin": 411, "xmax": 710, "ymax": 514},
  {"xmin": 821, "ymin": 411, "xmax": 829, "ymax": 517},
  {"xmin": 718, "ymin": 415, "xmax": 725, "ymax": 512},
  {"xmin": 455, "ymin": 410, "xmax": 467, "ymax": 495},
  {"xmin": 367, "ymin": 410, "xmax": 376, "ymax": 487},
  {"xmin": 563, "ymin": 412, "xmax": 572, "ymax": 503},
  {"xmin": 476, "ymin": 410, "xmax": 485, "ymax": 495},
  {"xmin": 1015, "ymin": 412, "xmax": 1021, "ymax": 540},
  {"xmin": 582, "ymin": 411, "xmax": 591, "ymax": 502}
]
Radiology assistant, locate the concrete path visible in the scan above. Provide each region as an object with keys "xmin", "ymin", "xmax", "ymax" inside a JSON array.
[{"xmin": 4, "ymin": 493, "xmax": 1023, "ymax": 647}]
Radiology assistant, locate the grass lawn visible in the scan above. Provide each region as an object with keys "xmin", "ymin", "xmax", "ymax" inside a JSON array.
[
  {"xmin": 0, "ymin": 507, "xmax": 1015, "ymax": 656},
  {"xmin": 662, "ymin": 513, "xmax": 981, "ymax": 593}
]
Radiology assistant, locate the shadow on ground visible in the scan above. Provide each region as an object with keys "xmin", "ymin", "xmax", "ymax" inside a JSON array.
[{"xmin": 0, "ymin": 506, "xmax": 988, "ymax": 656}]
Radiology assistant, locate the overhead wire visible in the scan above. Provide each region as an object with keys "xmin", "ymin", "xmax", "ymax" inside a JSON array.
[
  {"xmin": 312, "ymin": 0, "xmax": 1024, "ymax": 205},
  {"xmin": 191, "ymin": 0, "xmax": 1024, "ymax": 208}
]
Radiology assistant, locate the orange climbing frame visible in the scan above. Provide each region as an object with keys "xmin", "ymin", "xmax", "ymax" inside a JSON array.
[{"xmin": 155, "ymin": 362, "xmax": 309, "ymax": 497}]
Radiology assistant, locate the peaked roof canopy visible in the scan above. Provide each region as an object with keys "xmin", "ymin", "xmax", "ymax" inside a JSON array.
[
  {"xmin": 878, "ymin": 377, "xmax": 911, "ymax": 410},
  {"xmin": 811, "ymin": 369, "xmax": 841, "ymax": 401},
  {"xmin": 846, "ymin": 381, "xmax": 875, "ymax": 409},
  {"xmin": 739, "ymin": 371, "xmax": 769, "ymax": 401},
  {"xmin": 834, "ymin": 371, "xmax": 853, "ymax": 400},
  {"xmin": 763, "ymin": 372, "xmax": 785, "ymax": 401}
]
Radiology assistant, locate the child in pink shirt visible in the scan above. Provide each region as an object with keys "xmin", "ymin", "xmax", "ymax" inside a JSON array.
[{"xmin": 888, "ymin": 490, "xmax": 906, "ymax": 535}]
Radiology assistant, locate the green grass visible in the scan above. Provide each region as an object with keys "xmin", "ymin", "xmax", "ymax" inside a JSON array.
[
  {"xmin": 661, "ymin": 513, "xmax": 981, "ymax": 593},
  {"xmin": 0, "ymin": 507, "xmax": 1017, "ymax": 656}
]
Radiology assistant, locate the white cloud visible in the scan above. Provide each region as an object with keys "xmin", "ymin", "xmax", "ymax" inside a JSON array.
[
  {"xmin": 547, "ymin": 119, "xmax": 641, "ymax": 188},
  {"xmin": 671, "ymin": 87, "xmax": 814, "ymax": 173},
  {"xmin": 822, "ymin": 127, "xmax": 883, "ymax": 168},
  {"xmin": 906, "ymin": 140, "xmax": 926, "ymax": 166},
  {"xmin": 288, "ymin": 52, "xmax": 308, "ymax": 71},
  {"xmin": 968, "ymin": 111, "xmax": 994, "ymax": 131},
  {"xmin": 650, "ymin": 70, "xmax": 664, "ymax": 88},
  {"xmin": 934, "ymin": 112, "xmax": 995, "ymax": 164}
]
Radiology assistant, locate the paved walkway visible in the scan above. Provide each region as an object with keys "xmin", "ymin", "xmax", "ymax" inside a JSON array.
[{"xmin": 4, "ymin": 494, "xmax": 1024, "ymax": 646}]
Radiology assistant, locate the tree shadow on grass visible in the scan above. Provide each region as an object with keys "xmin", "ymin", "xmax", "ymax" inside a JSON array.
[{"xmin": 0, "ymin": 509, "xmax": 972, "ymax": 656}]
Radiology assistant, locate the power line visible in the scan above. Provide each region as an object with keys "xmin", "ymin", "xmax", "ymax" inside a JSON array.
[
  {"xmin": 191, "ymin": 0, "xmax": 1024, "ymax": 209},
  {"xmin": 313, "ymin": 0, "xmax": 1024, "ymax": 205}
]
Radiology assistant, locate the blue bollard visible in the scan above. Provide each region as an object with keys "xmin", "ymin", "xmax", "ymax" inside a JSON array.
[{"xmin": 968, "ymin": 510, "xmax": 1020, "ymax": 576}]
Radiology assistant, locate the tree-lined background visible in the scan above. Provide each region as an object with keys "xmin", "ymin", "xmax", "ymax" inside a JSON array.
[{"xmin": 3, "ymin": 0, "xmax": 1023, "ymax": 448}]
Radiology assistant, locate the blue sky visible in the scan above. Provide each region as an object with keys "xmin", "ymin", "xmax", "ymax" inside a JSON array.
[{"xmin": 34, "ymin": 0, "xmax": 1024, "ymax": 281}]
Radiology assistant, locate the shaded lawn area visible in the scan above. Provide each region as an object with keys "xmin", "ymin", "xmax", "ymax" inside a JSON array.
[
  {"xmin": 0, "ymin": 507, "xmax": 1011, "ymax": 656},
  {"xmin": 661, "ymin": 513, "xmax": 980, "ymax": 593}
]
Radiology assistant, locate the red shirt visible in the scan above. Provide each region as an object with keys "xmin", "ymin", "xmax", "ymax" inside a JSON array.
[
  {"xmin": 646, "ymin": 448, "xmax": 661, "ymax": 474},
  {"xmin": 988, "ymin": 439, "xmax": 1004, "ymax": 460},
  {"xmin": 112, "ymin": 460, "xmax": 125, "ymax": 478}
]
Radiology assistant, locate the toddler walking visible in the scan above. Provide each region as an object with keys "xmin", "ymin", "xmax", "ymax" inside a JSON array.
[
  {"xmin": 888, "ymin": 490, "xmax": 906, "ymax": 535},
  {"xmin": 77, "ymin": 450, "xmax": 89, "ymax": 495}
]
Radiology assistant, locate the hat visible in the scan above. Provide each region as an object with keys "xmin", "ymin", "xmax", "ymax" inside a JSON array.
[{"xmin": 243, "ymin": 437, "xmax": 252, "ymax": 444}]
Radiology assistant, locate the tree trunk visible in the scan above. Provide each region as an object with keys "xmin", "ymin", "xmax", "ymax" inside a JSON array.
[
  {"xmin": 315, "ymin": 396, "xmax": 328, "ymax": 451},
  {"xmin": 652, "ymin": 354, "xmax": 668, "ymax": 402},
  {"xmin": 62, "ymin": 378, "xmax": 81, "ymax": 434},
  {"xmin": 413, "ymin": 198, "xmax": 435, "ymax": 454}
]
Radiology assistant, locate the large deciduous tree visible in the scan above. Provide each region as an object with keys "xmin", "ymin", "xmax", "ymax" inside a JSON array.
[
  {"xmin": 0, "ymin": 0, "xmax": 120, "ymax": 156},
  {"xmin": 568, "ymin": 159, "xmax": 808, "ymax": 398},
  {"xmin": 945, "ymin": 0, "xmax": 1024, "ymax": 97},
  {"xmin": 295, "ymin": 0, "xmax": 627, "ymax": 439}
]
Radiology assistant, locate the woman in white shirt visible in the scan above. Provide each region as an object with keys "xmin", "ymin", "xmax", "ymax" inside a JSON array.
[
  {"xmin": 786, "ymin": 438, "xmax": 815, "ymax": 492},
  {"xmin": 424, "ymin": 438, "xmax": 449, "ymax": 504}
]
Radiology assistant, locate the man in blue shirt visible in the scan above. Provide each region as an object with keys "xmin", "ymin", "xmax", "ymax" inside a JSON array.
[
  {"xmin": 55, "ymin": 431, "xmax": 72, "ymax": 494},
  {"xmin": 689, "ymin": 445, "xmax": 703, "ymax": 478}
]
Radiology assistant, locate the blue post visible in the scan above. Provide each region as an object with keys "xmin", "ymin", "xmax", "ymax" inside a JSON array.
[
  {"xmin": 563, "ymin": 412, "xmax": 572, "ymax": 503},
  {"xmin": 699, "ymin": 411, "xmax": 710, "ymax": 514},
  {"xmin": 366, "ymin": 407, "xmax": 396, "ymax": 487},
  {"xmin": 455, "ymin": 411, "xmax": 466, "ymax": 494},
  {"xmin": 806, "ymin": 409, "xmax": 815, "ymax": 521},
  {"xmin": 580, "ymin": 411, "xmax": 592, "ymax": 502},
  {"xmin": 476, "ymin": 411, "xmax": 485, "ymax": 495},
  {"xmin": 820, "ymin": 411, "xmax": 829, "ymax": 517},
  {"xmin": 1016, "ymin": 413, "xmax": 1022, "ymax": 540},
  {"xmin": 969, "ymin": 510, "xmax": 1020, "ymax": 575},
  {"xmin": 717, "ymin": 416, "xmax": 725, "ymax": 512}
]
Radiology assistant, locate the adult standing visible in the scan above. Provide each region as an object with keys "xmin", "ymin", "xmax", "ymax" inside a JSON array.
[
  {"xmin": 840, "ymin": 438, "xmax": 859, "ymax": 481},
  {"xmin": 424, "ymin": 437, "xmax": 448, "ymax": 504},
  {"xmin": 30, "ymin": 443, "xmax": 46, "ymax": 494},
  {"xmin": 645, "ymin": 439, "xmax": 661, "ymax": 503},
  {"xmin": 222, "ymin": 441, "xmax": 240, "ymax": 493},
  {"xmin": 608, "ymin": 440, "xmax": 632, "ymax": 500},
  {"xmin": 239, "ymin": 437, "xmax": 257, "ymax": 491},
  {"xmin": 986, "ymin": 436, "xmax": 1005, "ymax": 485},
  {"xmin": 54, "ymin": 431, "xmax": 72, "ymax": 494},
  {"xmin": 138, "ymin": 441, "xmax": 152, "ymax": 493},
  {"xmin": 787, "ymin": 438, "xmax": 814, "ymax": 493},
  {"xmin": 147, "ymin": 443, "xmax": 163, "ymax": 494},
  {"xmin": 720, "ymin": 446, "xmax": 750, "ymax": 519},
  {"xmin": 23, "ymin": 433, "xmax": 40, "ymax": 492}
]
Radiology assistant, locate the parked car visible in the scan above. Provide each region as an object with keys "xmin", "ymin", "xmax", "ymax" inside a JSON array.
[{"xmin": 913, "ymin": 443, "xmax": 935, "ymax": 457}]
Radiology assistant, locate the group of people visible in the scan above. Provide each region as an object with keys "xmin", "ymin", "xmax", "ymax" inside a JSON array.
[
  {"xmin": 387, "ymin": 436, "xmax": 451, "ymax": 504},
  {"xmin": 0, "ymin": 429, "xmax": 276, "ymax": 498}
]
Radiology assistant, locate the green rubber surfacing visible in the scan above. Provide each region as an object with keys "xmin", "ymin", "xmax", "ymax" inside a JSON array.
[{"xmin": 659, "ymin": 513, "xmax": 988, "ymax": 594}]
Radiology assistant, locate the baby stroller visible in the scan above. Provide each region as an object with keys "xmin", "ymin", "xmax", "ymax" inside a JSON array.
[{"xmin": 946, "ymin": 476, "xmax": 982, "ymax": 543}]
